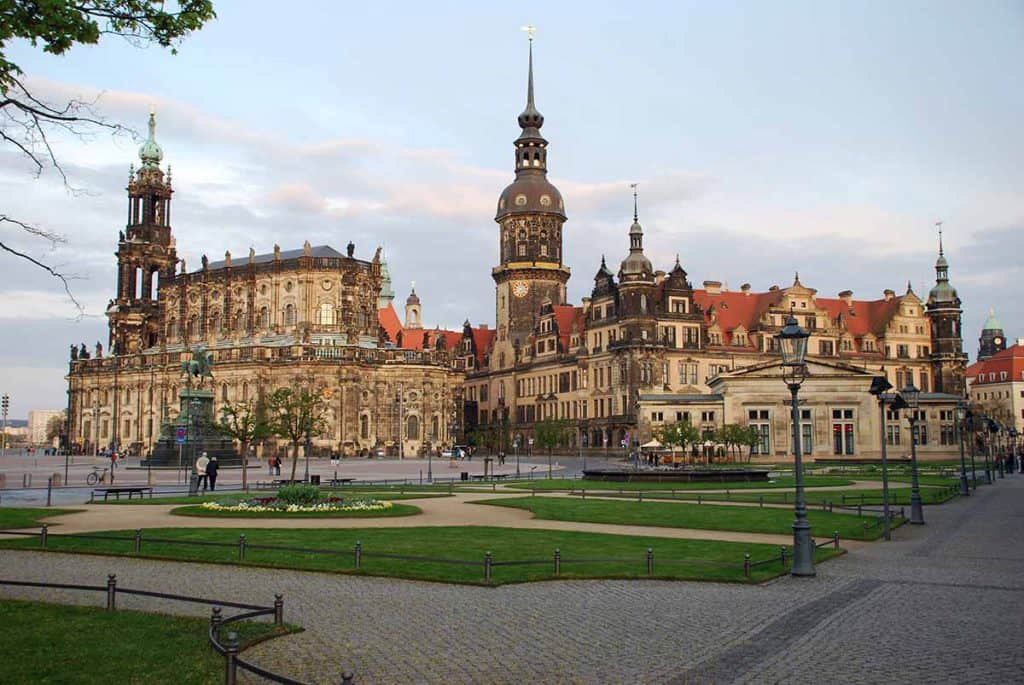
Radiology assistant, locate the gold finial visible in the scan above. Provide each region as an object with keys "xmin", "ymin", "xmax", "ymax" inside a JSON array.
[{"xmin": 521, "ymin": 24, "xmax": 536, "ymax": 42}]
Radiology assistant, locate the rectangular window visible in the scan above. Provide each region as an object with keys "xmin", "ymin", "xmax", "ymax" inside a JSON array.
[
  {"xmin": 748, "ymin": 409, "xmax": 770, "ymax": 455},
  {"xmin": 832, "ymin": 409, "xmax": 855, "ymax": 455},
  {"xmin": 651, "ymin": 411, "xmax": 664, "ymax": 422},
  {"xmin": 887, "ymin": 425, "xmax": 901, "ymax": 446},
  {"xmin": 818, "ymin": 340, "xmax": 834, "ymax": 356}
]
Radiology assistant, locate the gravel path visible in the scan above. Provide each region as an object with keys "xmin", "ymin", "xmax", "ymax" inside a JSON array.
[{"xmin": 2, "ymin": 476, "xmax": 1022, "ymax": 683}]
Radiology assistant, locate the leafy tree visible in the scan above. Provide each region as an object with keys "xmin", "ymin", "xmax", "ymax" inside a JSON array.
[
  {"xmin": 656, "ymin": 420, "xmax": 700, "ymax": 462},
  {"xmin": 216, "ymin": 398, "xmax": 271, "ymax": 489},
  {"xmin": 1, "ymin": 1, "xmax": 215, "ymax": 306},
  {"xmin": 45, "ymin": 413, "xmax": 66, "ymax": 443},
  {"xmin": 265, "ymin": 386, "xmax": 328, "ymax": 481},
  {"xmin": 737, "ymin": 425, "xmax": 761, "ymax": 462},
  {"xmin": 534, "ymin": 419, "xmax": 570, "ymax": 478}
]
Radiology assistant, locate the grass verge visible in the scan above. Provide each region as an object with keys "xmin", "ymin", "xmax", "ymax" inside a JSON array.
[
  {"xmin": 505, "ymin": 476, "xmax": 853, "ymax": 492},
  {"xmin": 0, "ymin": 526, "xmax": 840, "ymax": 585},
  {"xmin": 0, "ymin": 507, "xmax": 76, "ymax": 529},
  {"xmin": 565, "ymin": 485, "xmax": 958, "ymax": 507},
  {"xmin": 1, "ymin": 598, "xmax": 294, "ymax": 684},
  {"xmin": 96, "ymin": 490, "xmax": 449, "ymax": 505},
  {"xmin": 475, "ymin": 496, "xmax": 894, "ymax": 541}
]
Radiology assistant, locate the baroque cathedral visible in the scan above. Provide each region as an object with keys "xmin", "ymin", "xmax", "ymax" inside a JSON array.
[{"xmin": 67, "ymin": 41, "xmax": 968, "ymax": 460}]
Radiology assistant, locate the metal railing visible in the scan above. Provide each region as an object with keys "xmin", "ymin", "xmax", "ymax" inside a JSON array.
[{"xmin": 0, "ymin": 574, "xmax": 354, "ymax": 684}]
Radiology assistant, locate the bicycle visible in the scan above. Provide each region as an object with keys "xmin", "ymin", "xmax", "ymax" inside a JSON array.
[{"xmin": 86, "ymin": 466, "xmax": 110, "ymax": 486}]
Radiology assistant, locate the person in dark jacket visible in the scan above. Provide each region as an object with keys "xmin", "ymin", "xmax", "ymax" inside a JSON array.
[{"xmin": 206, "ymin": 456, "xmax": 220, "ymax": 491}]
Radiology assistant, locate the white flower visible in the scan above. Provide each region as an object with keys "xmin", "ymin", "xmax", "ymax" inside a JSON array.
[{"xmin": 197, "ymin": 498, "xmax": 393, "ymax": 514}]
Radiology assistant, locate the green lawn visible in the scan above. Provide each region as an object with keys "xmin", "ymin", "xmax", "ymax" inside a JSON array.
[
  {"xmin": 0, "ymin": 507, "xmax": 75, "ymax": 529},
  {"xmin": 170, "ymin": 501, "xmax": 422, "ymax": 518},
  {"xmin": 505, "ymin": 476, "xmax": 854, "ymax": 492},
  {"xmin": 0, "ymin": 526, "xmax": 840, "ymax": 585},
  {"xmin": 476, "ymin": 496, "xmax": 893, "ymax": 541},
  {"xmin": 568, "ymin": 485, "xmax": 958, "ymax": 507},
  {"xmin": 1, "ymin": 598, "xmax": 292, "ymax": 684}
]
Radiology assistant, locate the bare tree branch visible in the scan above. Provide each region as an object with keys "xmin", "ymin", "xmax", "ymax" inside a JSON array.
[{"xmin": 0, "ymin": 216, "xmax": 84, "ymax": 317}]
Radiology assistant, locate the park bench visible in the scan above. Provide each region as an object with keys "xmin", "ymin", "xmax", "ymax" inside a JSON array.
[
  {"xmin": 329, "ymin": 478, "xmax": 355, "ymax": 486},
  {"xmin": 90, "ymin": 486, "xmax": 153, "ymax": 502}
]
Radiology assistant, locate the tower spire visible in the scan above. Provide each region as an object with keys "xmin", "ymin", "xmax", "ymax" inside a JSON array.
[
  {"xmin": 631, "ymin": 183, "xmax": 639, "ymax": 222},
  {"xmin": 139, "ymin": 109, "xmax": 163, "ymax": 169},
  {"xmin": 936, "ymin": 220, "xmax": 944, "ymax": 257},
  {"xmin": 516, "ymin": 25, "xmax": 544, "ymax": 141}
]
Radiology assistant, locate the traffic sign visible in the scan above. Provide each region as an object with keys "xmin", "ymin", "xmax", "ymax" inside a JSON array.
[{"xmin": 175, "ymin": 427, "xmax": 187, "ymax": 444}]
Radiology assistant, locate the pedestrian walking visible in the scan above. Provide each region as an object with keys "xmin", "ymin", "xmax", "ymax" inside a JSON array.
[
  {"xmin": 275, "ymin": 455, "xmax": 282, "ymax": 476},
  {"xmin": 268, "ymin": 455, "xmax": 276, "ymax": 476},
  {"xmin": 206, "ymin": 456, "xmax": 219, "ymax": 491},
  {"xmin": 195, "ymin": 452, "xmax": 209, "ymax": 491}
]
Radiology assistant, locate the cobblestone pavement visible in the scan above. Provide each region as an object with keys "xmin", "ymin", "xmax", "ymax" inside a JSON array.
[{"xmin": 2, "ymin": 476, "xmax": 1023, "ymax": 684}]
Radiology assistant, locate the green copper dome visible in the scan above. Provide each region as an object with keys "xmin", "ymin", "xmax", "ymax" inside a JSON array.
[
  {"xmin": 982, "ymin": 307, "xmax": 1002, "ymax": 331},
  {"xmin": 138, "ymin": 111, "xmax": 163, "ymax": 168}
]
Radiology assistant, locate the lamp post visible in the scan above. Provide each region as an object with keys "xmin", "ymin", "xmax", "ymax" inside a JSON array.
[
  {"xmin": 996, "ymin": 422, "xmax": 1006, "ymax": 478},
  {"xmin": 955, "ymin": 400, "xmax": 970, "ymax": 496},
  {"xmin": 395, "ymin": 383, "xmax": 404, "ymax": 460},
  {"xmin": 966, "ymin": 409, "xmax": 978, "ymax": 489},
  {"xmin": 304, "ymin": 428, "xmax": 312, "ymax": 483},
  {"xmin": 775, "ymin": 313, "xmax": 814, "ymax": 576},
  {"xmin": 983, "ymin": 418, "xmax": 994, "ymax": 484},
  {"xmin": 514, "ymin": 435, "xmax": 520, "ymax": 478},
  {"xmin": 869, "ymin": 377, "xmax": 900, "ymax": 540},
  {"xmin": 1010, "ymin": 428, "xmax": 1019, "ymax": 473},
  {"xmin": 1, "ymin": 393, "xmax": 9, "ymax": 458},
  {"xmin": 899, "ymin": 381, "xmax": 925, "ymax": 525}
]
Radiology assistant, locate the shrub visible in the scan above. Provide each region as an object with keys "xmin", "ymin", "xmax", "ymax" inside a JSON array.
[{"xmin": 276, "ymin": 484, "xmax": 322, "ymax": 505}]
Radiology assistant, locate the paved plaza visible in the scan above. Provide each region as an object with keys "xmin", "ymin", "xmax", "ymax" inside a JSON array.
[{"xmin": 2, "ymin": 474, "xmax": 1023, "ymax": 683}]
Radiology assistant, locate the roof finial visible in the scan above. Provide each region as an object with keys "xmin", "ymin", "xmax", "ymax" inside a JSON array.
[
  {"xmin": 522, "ymin": 25, "xmax": 536, "ymax": 109},
  {"xmin": 935, "ymin": 220, "xmax": 944, "ymax": 256},
  {"xmin": 631, "ymin": 183, "xmax": 639, "ymax": 222}
]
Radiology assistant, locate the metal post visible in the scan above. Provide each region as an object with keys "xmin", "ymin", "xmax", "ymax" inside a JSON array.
[
  {"xmin": 908, "ymin": 414, "xmax": 925, "ymax": 525},
  {"xmin": 833, "ymin": 531, "xmax": 840, "ymax": 549},
  {"xmin": 274, "ymin": 594, "xmax": 283, "ymax": 626},
  {"xmin": 106, "ymin": 574, "xmax": 117, "ymax": 611},
  {"xmin": 780, "ymin": 546, "xmax": 788, "ymax": 567},
  {"xmin": 1, "ymin": 393, "xmax": 8, "ymax": 459},
  {"xmin": 969, "ymin": 430, "xmax": 978, "ymax": 488},
  {"xmin": 210, "ymin": 606, "xmax": 223, "ymax": 642},
  {"xmin": 40, "ymin": 524, "xmax": 48, "ymax": 549},
  {"xmin": 646, "ymin": 547, "xmax": 654, "ymax": 575},
  {"xmin": 789, "ymin": 383, "xmax": 815, "ymax": 576},
  {"xmin": 983, "ymin": 440, "xmax": 992, "ymax": 484},
  {"xmin": 958, "ymin": 417, "xmax": 970, "ymax": 496},
  {"xmin": 134, "ymin": 528, "xmax": 142, "ymax": 553},
  {"xmin": 341, "ymin": 672, "xmax": 355, "ymax": 685},
  {"xmin": 554, "ymin": 548, "xmax": 561, "ymax": 575},
  {"xmin": 743, "ymin": 553, "xmax": 751, "ymax": 578},
  {"xmin": 354, "ymin": 541, "xmax": 362, "ymax": 569},
  {"xmin": 484, "ymin": 551, "xmax": 493, "ymax": 582},
  {"xmin": 224, "ymin": 631, "xmax": 239, "ymax": 685},
  {"xmin": 46, "ymin": 476, "xmax": 52, "ymax": 507},
  {"xmin": 238, "ymin": 534, "xmax": 246, "ymax": 561},
  {"xmin": 878, "ymin": 396, "xmax": 892, "ymax": 541}
]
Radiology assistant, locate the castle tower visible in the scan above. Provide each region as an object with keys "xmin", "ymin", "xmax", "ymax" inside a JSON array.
[
  {"xmin": 405, "ymin": 282, "xmax": 422, "ymax": 329},
  {"xmin": 491, "ymin": 30, "xmax": 570, "ymax": 370},
  {"xmin": 378, "ymin": 253, "xmax": 395, "ymax": 308},
  {"xmin": 107, "ymin": 111, "xmax": 178, "ymax": 354},
  {"xmin": 925, "ymin": 225, "xmax": 967, "ymax": 394},
  {"xmin": 978, "ymin": 308, "xmax": 1007, "ymax": 361},
  {"xmin": 616, "ymin": 186, "xmax": 657, "ymax": 342}
]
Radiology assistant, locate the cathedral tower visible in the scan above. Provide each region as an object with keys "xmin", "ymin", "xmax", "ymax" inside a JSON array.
[
  {"xmin": 491, "ymin": 32, "xmax": 570, "ymax": 370},
  {"xmin": 925, "ymin": 227, "xmax": 967, "ymax": 394},
  {"xmin": 107, "ymin": 112, "xmax": 178, "ymax": 354}
]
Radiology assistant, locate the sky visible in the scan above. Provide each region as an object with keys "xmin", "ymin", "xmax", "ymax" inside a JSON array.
[{"xmin": 1, "ymin": 0, "xmax": 1022, "ymax": 418}]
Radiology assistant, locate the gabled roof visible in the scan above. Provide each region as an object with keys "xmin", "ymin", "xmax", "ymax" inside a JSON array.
[
  {"xmin": 968, "ymin": 344, "xmax": 1024, "ymax": 385},
  {"xmin": 692, "ymin": 289, "xmax": 781, "ymax": 346},
  {"xmin": 378, "ymin": 303, "xmax": 402, "ymax": 341},
  {"xmin": 816, "ymin": 297, "xmax": 902, "ymax": 337},
  {"xmin": 553, "ymin": 305, "xmax": 583, "ymax": 351}
]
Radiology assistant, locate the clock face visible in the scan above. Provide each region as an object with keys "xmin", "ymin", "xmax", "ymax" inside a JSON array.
[
  {"xmin": 512, "ymin": 281, "xmax": 530, "ymax": 298},
  {"xmin": 994, "ymin": 337, "xmax": 1003, "ymax": 345}
]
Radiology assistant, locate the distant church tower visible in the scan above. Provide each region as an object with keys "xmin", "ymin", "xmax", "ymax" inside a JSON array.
[
  {"xmin": 491, "ymin": 30, "xmax": 570, "ymax": 370},
  {"xmin": 405, "ymin": 282, "xmax": 422, "ymax": 329},
  {"xmin": 977, "ymin": 308, "xmax": 1007, "ymax": 361},
  {"xmin": 925, "ymin": 225, "xmax": 967, "ymax": 394},
  {"xmin": 107, "ymin": 111, "xmax": 178, "ymax": 355},
  {"xmin": 378, "ymin": 254, "xmax": 395, "ymax": 308}
]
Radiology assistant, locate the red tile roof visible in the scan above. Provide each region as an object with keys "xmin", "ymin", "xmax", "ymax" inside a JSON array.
[
  {"xmin": 816, "ymin": 297, "xmax": 901, "ymax": 337},
  {"xmin": 692, "ymin": 289, "xmax": 781, "ymax": 347},
  {"xmin": 553, "ymin": 305, "xmax": 583, "ymax": 351},
  {"xmin": 968, "ymin": 344, "xmax": 1024, "ymax": 385}
]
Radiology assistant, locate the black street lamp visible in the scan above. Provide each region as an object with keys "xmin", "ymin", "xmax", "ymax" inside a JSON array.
[
  {"xmin": 965, "ymin": 409, "xmax": 979, "ymax": 488},
  {"xmin": 775, "ymin": 313, "xmax": 814, "ymax": 577},
  {"xmin": 1010, "ymin": 427, "xmax": 1019, "ymax": 473},
  {"xmin": 983, "ymin": 418, "xmax": 995, "ymax": 484},
  {"xmin": 955, "ymin": 400, "xmax": 970, "ymax": 496},
  {"xmin": 899, "ymin": 381, "xmax": 925, "ymax": 525},
  {"xmin": 869, "ymin": 377, "xmax": 902, "ymax": 541}
]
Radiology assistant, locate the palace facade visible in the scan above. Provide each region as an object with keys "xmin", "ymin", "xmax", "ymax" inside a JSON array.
[{"xmin": 67, "ymin": 42, "xmax": 969, "ymax": 461}]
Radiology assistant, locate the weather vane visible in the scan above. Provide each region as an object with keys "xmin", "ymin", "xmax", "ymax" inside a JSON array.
[
  {"xmin": 935, "ymin": 220, "xmax": 944, "ymax": 255},
  {"xmin": 630, "ymin": 183, "xmax": 639, "ymax": 221},
  {"xmin": 521, "ymin": 24, "xmax": 536, "ymax": 42}
]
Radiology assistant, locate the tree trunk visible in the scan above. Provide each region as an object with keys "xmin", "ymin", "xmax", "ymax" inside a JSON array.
[
  {"xmin": 240, "ymin": 440, "xmax": 249, "ymax": 490},
  {"xmin": 290, "ymin": 441, "xmax": 299, "ymax": 481}
]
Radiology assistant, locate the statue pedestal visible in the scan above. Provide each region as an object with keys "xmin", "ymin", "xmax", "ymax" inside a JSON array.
[{"xmin": 143, "ymin": 388, "xmax": 241, "ymax": 468}]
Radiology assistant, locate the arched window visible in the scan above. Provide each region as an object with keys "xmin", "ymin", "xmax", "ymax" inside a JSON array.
[
  {"xmin": 259, "ymin": 306, "xmax": 269, "ymax": 329},
  {"xmin": 517, "ymin": 243, "xmax": 527, "ymax": 257},
  {"xmin": 188, "ymin": 315, "xmax": 199, "ymax": 338},
  {"xmin": 221, "ymin": 383, "xmax": 228, "ymax": 401},
  {"xmin": 640, "ymin": 294, "xmax": 647, "ymax": 313},
  {"xmin": 211, "ymin": 311, "xmax": 221, "ymax": 334},
  {"xmin": 360, "ymin": 414, "xmax": 370, "ymax": 439},
  {"xmin": 284, "ymin": 303, "xmax": 295, "ymax": 326},
  {"xmin": 431, "ymin": 415, "xmax": 439, "ymax": 440},
  {"xmin": 235, "ymin": 310, "xmax": 245, "ymax": 331},
  {"xmin": 242, "ymin": 382, "xmax": 248, "ymax": 401},
  {"xmin": 318, "ymin": 303, "xmax": 335, "ymax": 325},
  {"xmin": 406, "ymin": 414, "xmax": 419, "ymax": 440},
  {"xmin": 168, "ymin": 318, "xmax": 178, "ymax": 339}
]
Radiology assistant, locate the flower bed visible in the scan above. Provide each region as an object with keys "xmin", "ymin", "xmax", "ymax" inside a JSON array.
[{"xmin": 200, "ymin": 498, "xmax": 393, "ymax": 514}]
